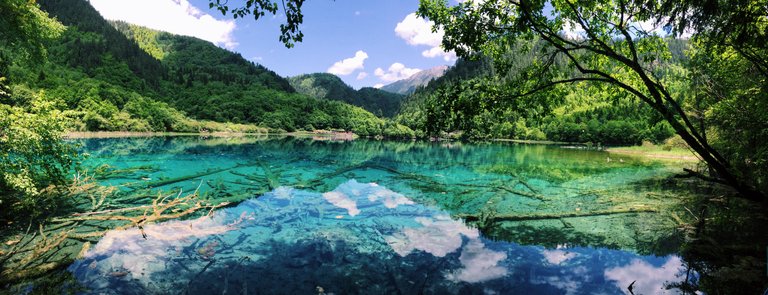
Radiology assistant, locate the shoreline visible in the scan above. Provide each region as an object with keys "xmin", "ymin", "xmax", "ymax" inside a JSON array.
[
  {"xmin": 63, "ymin": 130, "xmax": 358, "ymax": 139},
  {"xmin": 605, "ymin": 147, "xmax": 700, "ymax": 162},
  {"xmin": 496, "ymin": 138, "xmax": 700, "ymax": 162},
  {"xmin": 64, "ymin": 132, "xmax": 700, "ymax": 162},
  {"xmin": 63, "ymin": 131, "xmax": 272, "ymax": 139}
]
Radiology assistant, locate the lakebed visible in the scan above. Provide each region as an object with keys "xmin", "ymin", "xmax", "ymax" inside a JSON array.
[{"xmin": 4, "ymin": 135, "xmax": 709, "ymax": 294}]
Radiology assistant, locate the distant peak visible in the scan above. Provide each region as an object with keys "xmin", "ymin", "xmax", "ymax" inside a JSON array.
[{"xmin": 380, "ymin": 65, "xmax": 448, "ymax": 95}]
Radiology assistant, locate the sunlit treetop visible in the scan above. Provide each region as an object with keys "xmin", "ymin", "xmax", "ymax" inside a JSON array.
[{"xmin": 0, "ymin": 0, "xmax": 65, "ymax": 59}]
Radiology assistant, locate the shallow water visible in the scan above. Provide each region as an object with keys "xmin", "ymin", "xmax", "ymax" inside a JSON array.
[{"xmin": 69, "ymin": 136, "xmax": 695, "ymax": 294}]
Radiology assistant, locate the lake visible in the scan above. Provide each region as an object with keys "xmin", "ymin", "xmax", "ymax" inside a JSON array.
[{"xmin": 65, "ymin": 135, "xmax": 698, "ymax": 294}]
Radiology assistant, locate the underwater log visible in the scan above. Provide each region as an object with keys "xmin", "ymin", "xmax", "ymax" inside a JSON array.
[{"xmin": 458, "ymin": 208, "xmax": 658, "ymax": 222}]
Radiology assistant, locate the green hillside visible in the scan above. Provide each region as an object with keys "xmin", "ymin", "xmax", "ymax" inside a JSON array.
[
  {"xmin": 395, "ymin": 40, "xmax": 690, "ymax": 144},
  {"xmin": 289, "ymin": 73, "xmax": 405, "ymax": 117},
  {"xmin": 0, "ymin": 0, "xmax": 413, "ymax": 136}
]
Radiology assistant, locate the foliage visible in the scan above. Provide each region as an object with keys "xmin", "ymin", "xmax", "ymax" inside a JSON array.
[
  {"xmin": 0, "ymin": 0, "xmax": 412, "ymax": 138},
  {"xmin": 289, "ymin": 73, "xmax": 405, "ymax": 118},
  {"xmin": 109, "ymin": 21, "xmax": 169, "ymax": 60},
  {"xmin": 416, "ymin": 0, "xmax": 765, "ymax": 201},
  {"xmin": 396, "ymin": 47, "xmax": 675, "ymax": 145},
  {"xmin": 0, "ymin": 94, "xmax": 79, "ymax": 221},
  {"xmin": 656, "ymin": 0, "xmax": 768, "ymax": 78},
  {"xmin": 0, "ymin": 0, "xmax": 78, "ymax": 223},
  {"xmin": 0, "ymin": 0, "xmax": 65, "ymax": 60},
  {"xmin": 208, "ymin": 0, "xmax": 305, "ymax": 48},
  {"xmin": 686, "ymin": 41, "xmax": 768, "ymax": 195}
]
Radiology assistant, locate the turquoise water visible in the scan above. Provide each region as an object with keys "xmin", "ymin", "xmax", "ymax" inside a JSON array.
[{"xmin": 69, "ymin": 136, "xmax": 692, "ymax": 294}]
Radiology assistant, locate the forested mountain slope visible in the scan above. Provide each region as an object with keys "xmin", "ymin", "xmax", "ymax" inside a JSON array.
[
  {"xmin": 395, "ymin": 40, "xmax": 690, "ymax": 145},
  {"xmin": 288, "ymin": 73, "xmax": 404, "ymax": 117},
  {"xmin": 1, "ymin": 0, "xmax": 413, "ymax": 136}
]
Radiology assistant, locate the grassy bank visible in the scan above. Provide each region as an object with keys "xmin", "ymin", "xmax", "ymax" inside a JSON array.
[{"xmin": 606, "ymin": 145, "xmax": 699, "ymax": 162}]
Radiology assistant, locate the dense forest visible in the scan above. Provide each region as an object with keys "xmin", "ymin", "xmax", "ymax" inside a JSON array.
[
  {"xmin": 288, "ymin": 73, "xmax": 405, "ymax": 118},
  {"xmin": 2, "ymin": 0, "xmax": 768, "ymax": 292},
  {"xmin": 395, "ymin": 39, "xmax": 690, "ymax": 145},
  {"xmin": 1, "ymin": 0, "xmax": 414, "ymax": 136}
]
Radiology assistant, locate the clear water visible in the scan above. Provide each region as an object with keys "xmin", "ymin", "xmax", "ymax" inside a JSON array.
[{"xmin": 68, "ymin": 136, "xmax": 693, "ymax": 294}]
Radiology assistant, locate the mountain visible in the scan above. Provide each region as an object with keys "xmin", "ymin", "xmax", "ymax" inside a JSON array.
[
  {"xmin": 288, "ymin": 73, "xmax": 404, "ymax": 118},
  {"xmin": 8, "ymin": 0, "xmax": 414, "ymax": 137},
  {"xmin": 381, "ymin": 65, "xmax": 448, "ymax": 95},
  {"xmin": 395, "ymin": 42, "xmax": 683, "ymax": 143}
]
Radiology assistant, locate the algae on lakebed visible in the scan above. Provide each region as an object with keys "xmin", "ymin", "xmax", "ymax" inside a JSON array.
[
  {"xmin": 4, "ymin": 136, "xmax": 712, "ymax": 293},
  {"xmin": 71, "ymin": 136, "xmax": 699, "ymax": 253},
  {"xmin": 68, "ymin": 180, "xmax": 689, "ymax": 295}
]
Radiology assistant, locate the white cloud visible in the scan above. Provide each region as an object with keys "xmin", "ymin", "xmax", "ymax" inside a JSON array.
[
  {"xmin": 542, "ymin": 249, "xmax": 578, "ymax": 265},
  {"xmin": 561, "ymin": 16, "xmax": 693, "ymax": 40},
  {"xmin": 327, "ymin": 50, "xmax": 368, "ymax": 76},
  {"xmin": 562, "ymin": 21, "xmax": 586, "ymax": 40},
  {"xmin": 373, "ymin": 83, "xmax": 384, "ymax": 88},
  {"xmin": 323, "ymin": 191, "xmax": 360, "ymax": 216},
  {"xmin": 634, "ymin": 18, "xmax": 694, "ymax": 38},
  {"xmin": 605, "ymin": 256, "xmax": 685, "ymax": 295},
  {"xmin": 374, "ymin": 63, "xmax": 422, "ymax": 83},
  {"xmin": 395, "ymin": 13, "xmax": 456, "ymax": 61},
  {"xmin": 634, "ymin": 19, "xmax": 666, "ymax": 36},
  {"xmin": 90, "ymin": 0, "xmax": 238, "ymax": 49},
  {"xmin": 422, "ymin": 46, "xmax": 457, "ymax": 61},
  {"xmin": 395, "ymin": 13, "xmax": 443, "ymax": 47},
  {"xmin": 445, "ymin": 239, "xmax": 508, "ymax": 283},
  {"xmin": 356, "ymin": 72, "xmax": 368, "ymax": 80},
  {"xmin": 385, "ymin": 215, "xmax": 479, "ymax": 257}
]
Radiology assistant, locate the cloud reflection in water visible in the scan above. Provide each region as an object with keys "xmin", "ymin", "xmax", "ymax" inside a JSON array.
[{"xmin": 68, "ymin": 180, "xmax": 686, "ymax": 294}]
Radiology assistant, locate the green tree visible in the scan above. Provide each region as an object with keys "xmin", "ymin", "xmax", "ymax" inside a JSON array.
[
  {"xmin": 1, "ymin": 0, "xmax": 64, "ymax": 102},
  {"xmin": 0, "ymin": 93, "xmax": 78, "ymax": 221},
  {"xmin": 0, "ymin": 0, "xmax": 65, "ymax": 60},
  {"xmin": 656, "ymin": 0, "xmax": 768, "ymax": 77},
  {"xmin": 208, "ymin": 0, "xmax": 306, "ymax": 48},
  {"xmin": 416, "ymin": 0, "xmax": 766, "ymax": 202},
  {"xmin": 0, "ymin": 0, "xmax": 78, "ymax": 221}
]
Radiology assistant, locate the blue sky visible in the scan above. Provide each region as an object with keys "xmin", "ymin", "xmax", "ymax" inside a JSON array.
[{"xmin": 89, "ymin": 0, "xmax": 457, "ymax": 89}]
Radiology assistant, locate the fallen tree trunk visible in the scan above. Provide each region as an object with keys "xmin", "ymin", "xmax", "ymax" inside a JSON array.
[
  {"xmin": 458, "ymin": 207, "xmax": 657, "ymax": 222},
  {"xmin": 137, "ymin": 164, "xmax": 242, "ymax": 189}
]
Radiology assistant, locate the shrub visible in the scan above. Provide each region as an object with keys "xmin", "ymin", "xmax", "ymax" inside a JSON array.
[{"xmin": 0, "ymin": 95, "xmax": 79, "ymax": 220}]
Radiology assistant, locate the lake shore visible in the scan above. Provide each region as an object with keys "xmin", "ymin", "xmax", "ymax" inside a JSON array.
[
  {"xmin": 494, "ymin": 138, "xmax": 700, "ymax": 162},
  {"xmin": 63, "ymin": 131, "xmax": 269, "ymax": 138},
  {"xmin": 63, "ymin": 130, "xmax": 360, "ymax": 140},
  {"xmin": 605, "ymin": 146, "xmax": 700, "ymax": 162}
]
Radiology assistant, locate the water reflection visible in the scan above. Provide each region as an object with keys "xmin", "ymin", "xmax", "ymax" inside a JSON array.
[
  {"xmin": 605, "ymin": 256, "xmax": 685, "ymax": 295},
  {"xmin": 446, "ymin": 239, "xmax": 508, "ymax": 283},
  {"xmin": 69, "ymin": 180, "xmax": 686, "ymax": 294},
  {"xmin": 75, "ymin": 136, "xmax": 689, "ymax": 256}
]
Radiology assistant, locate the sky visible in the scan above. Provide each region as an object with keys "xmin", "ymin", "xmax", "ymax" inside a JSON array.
[{"xmin": 89, "ymin": 0, "xmax": 458, "ymax": 89}]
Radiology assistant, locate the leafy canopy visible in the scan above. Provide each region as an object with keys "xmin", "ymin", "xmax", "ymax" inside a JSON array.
[
  {"xmin": 0, "ymin": 0, "xmax": 65, "ymax": 59},
  {"xmin": 208, "ymin": 0, "xmax": 306, "ymax": 48},
  {"xmin": 416, "ymin": 0, "xmax": 766, "ymax": 201}
]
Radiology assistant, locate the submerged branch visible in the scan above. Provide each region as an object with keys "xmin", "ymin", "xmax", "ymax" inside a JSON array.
[
  {"xmin": 137, "ymin": 164, "xmax": 244, "ymax": 189},
  {"xmin": 1, "ymin": 178, "xmax": 236, "ymax": 284},
  {"xmin": 458, "ymin": 207, "xmax": 657, "ymax": 222}
]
